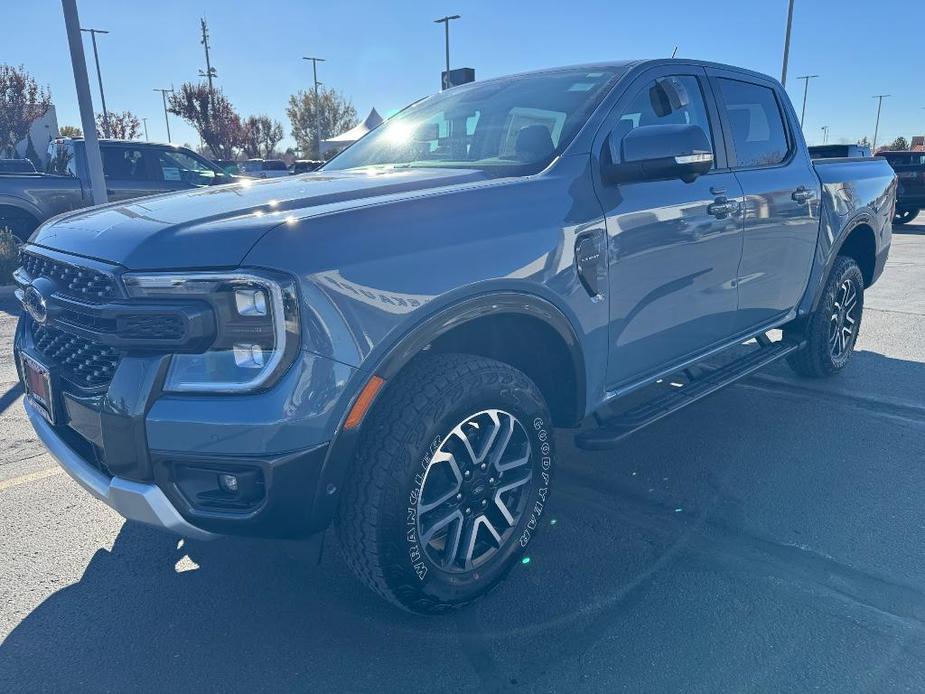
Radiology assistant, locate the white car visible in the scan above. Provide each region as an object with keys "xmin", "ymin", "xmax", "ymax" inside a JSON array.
[{"xmin": 237, "ymin": 159, "xmax": 289, "ymax": 179}]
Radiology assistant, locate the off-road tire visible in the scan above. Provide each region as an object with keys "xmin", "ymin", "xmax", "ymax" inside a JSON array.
[
  {"xmin": 0, "ymin": 207, "xmax": 39, "ymax": 244},
  {"xmin": 787, "ymin": 255, "xmax": 864, "ymax": 378},
  {"xmin": 894, "ymin": 208, "xmax": 918, "ymax": 226},
  {"xmin": 336, "ymin": 353, "xmax": 554, "ymax": 614}
]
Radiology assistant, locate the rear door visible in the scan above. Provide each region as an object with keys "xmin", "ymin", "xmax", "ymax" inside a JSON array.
[
  {"xmin": 593, "ymin": 65, "xmax": 746, "ymax": 388},
  {"xmin": 707, "ymin": 68, "xmax": 820, "ymax": 331}
]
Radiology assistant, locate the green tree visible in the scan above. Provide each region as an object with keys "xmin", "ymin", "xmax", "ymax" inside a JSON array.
[
  {"xmin": 58, "ymin": 124, "xmax": 82, "ymax": 138},
  {"xmin": 167, "ymin": 82, "xmax": 242, "ymax": 158},
  {"xmin": 0, "ymin": 64, "xmax": 52, "ymax": 158},
  {"xmin": 886, "ymin": 136, "xmax": 909, "ymax": 151},
  {"xmin": 287, "ymin": 86, "xmax": 357, "ymax": 158},
  {"xmin": 241, "ymin": 115, "xmax": 284, "ymax": 158}
]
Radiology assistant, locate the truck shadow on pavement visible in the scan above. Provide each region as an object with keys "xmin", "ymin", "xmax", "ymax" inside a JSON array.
[{"xmin": 2, "ymin": 348, "xmax": 925, "ymax": 693}]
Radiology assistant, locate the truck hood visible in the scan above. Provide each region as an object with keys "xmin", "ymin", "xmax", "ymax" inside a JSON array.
[{"xmin": 31, "ymin": 168, "xmax": 487, "ymax": 270}]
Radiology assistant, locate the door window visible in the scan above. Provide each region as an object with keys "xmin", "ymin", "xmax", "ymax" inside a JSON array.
[
  {"xmin": 614, "ymin": 75, "xmax": 715, "ymax": 166},
  {"xmin": 156, "ymin": 150, "xmax": 216, "ymax": 185},
  {"xmin": 717, "ymin": 79, "xmax": 790, "ymax": 168},
  {"xmin": 101, "ymin": 146, "xmax": 150, "ymax": 180}
]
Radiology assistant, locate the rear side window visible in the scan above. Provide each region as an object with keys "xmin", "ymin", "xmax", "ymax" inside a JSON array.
[
  {"xmin": 718, "ymin": 79, "xmax": 790, "ymax": 168},
  {"xmin": 102, "ymin": 146, "xmax": 151, "ymax": 180}
]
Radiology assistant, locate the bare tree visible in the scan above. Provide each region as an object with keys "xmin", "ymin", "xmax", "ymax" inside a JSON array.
[
  {"xmin": 97, "ymin": 111, "xmax": 142, "ymax": 140},
  {"xmin": 287, "ymin": 86, "xmax": 357, "ymax": 158},
  {"xmin": 0, "ymin": 64, "xmax": 52, "ymax": 157},
  {"xmin": 167, "ymin": 82, "xmax": 242, "ymax": 158},
  {"xmin": 241, "ymin": 115, "xmax": 284, "ymax": 158}
]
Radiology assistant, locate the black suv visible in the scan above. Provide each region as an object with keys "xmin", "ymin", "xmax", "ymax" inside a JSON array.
[{"xmin": 878, "ymin": 151, "xmax": 925, "ymax": 225}]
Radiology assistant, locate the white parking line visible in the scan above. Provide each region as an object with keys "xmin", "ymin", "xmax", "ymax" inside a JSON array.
[{"xmin": 0, "ymin": 467, "xmax": 63, "ymax": 492}]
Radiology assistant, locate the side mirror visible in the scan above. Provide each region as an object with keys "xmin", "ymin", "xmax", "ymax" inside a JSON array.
[{"xmin": 605, "ymin": 123, "xmax": 713, "ymax": 184}]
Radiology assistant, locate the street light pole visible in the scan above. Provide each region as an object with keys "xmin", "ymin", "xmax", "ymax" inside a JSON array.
[
  {"xmin": 797, "ymin": 74, "xmax": 818, "ymax": 128},
  {"xmin": 872, "ymin": 94, "xmax": 890, "ymax": 152},
  {"xmin": 302, "ymin": 56, "xmax": 325, "ymax": 157},
  {"xmin": 142, "ymin": 117, "xmax": 149, "ymax": 141},
  {"xmin": 434, "ymin": 15, "xmax": 461, "ymax": 89},
  {"xmin": 153, "ymin": 87, "xmax": 174, "ymax": 142},
  {"xmin": 61, "ymin": 0, "xmax": 107, "ymax": 205},
  {"xmin": 821, "ymin": 125, "xmax": 829, "ymax": 144},
  {"xmin": 781, "ymin": 0, "xmax": 795, "ymax": 87},
  {"xmin": 80, "ymin": 27, "xmax": 110, "ymax": 138}
]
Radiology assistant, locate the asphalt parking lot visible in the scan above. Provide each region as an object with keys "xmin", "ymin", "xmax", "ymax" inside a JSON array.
[{"xmin": 1, "ymin": 222, "xmax": 924, "ymax": 693}]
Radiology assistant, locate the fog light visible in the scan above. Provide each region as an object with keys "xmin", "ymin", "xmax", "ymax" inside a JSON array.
[
  {"xmin": 235, "ymin": 288, "xmax": 268, "ymax": 316},
  {"xmin": 233, "ymin": 343, "xmax": 266, "ymax": 368},
  {"xmin": 218, "ymin": 473, "xmax": 239, "ymax": 494}
]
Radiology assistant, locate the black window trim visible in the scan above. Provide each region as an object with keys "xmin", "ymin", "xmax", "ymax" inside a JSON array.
[{"xmin": 709, "ymin": 73, "xmax": 796, "ymax": 173}]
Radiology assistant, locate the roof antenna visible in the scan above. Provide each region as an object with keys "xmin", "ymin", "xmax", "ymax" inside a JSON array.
[{"xmin": 671, "ymin": 46, "xmax": 678, "ymax": 58}]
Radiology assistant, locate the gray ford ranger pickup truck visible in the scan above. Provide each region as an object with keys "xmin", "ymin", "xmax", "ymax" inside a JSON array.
[
  {"xmin": 0, "ymin": 138, "xmax": 234, "ymax": 241},
  {"xmin": 13, "ymin": 59, "xmax": 895, "ymax": 613}
]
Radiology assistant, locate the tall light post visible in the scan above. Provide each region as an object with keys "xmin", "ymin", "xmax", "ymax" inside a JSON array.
[
  {"xmin": 153, "ymin": 87, "xmax": 174, "ymax": 142},
  {"xmin": 302, "ymin": 56, "xmax": 325, "ymax": 157},
  {"xmin": 821, "ymin": 125, "xmax": 829, "ymax": 144},
  {"xmin": 80, "ymin": 27, "xmax": 110, "ymax": 137},
  {"xmin": 434, "ymin": 14, "xmax": 461, "ymax": 89},
  {"xmin": 872, "ymin": 94, "xmax": 890, "ymax": 152},
  {"xmin": 797, "ymin": 74, "xmax": 818, "ymax": 128},
  {"xmin": 62, "ymin": 0, "xmax": 107, "ymax": 205},
  {"xmin": 142, "ymin": 117, "xmax": 149, "ymax": 141},
  {"xmin": 781, "ymin": 0, "xmax": 795, "ymax": 87}
]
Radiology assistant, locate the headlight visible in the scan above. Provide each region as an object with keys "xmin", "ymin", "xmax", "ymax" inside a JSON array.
[{"xmin": 122, "ymin": 271, "xmax": 300, "ymax": 393}]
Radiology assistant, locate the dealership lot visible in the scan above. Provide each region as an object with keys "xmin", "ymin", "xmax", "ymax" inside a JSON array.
[{"xmin": 1, "ymin": 224, "xmax": 924, "ymax": 692}]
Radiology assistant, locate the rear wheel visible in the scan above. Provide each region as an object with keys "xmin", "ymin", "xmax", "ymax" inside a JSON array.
[
  {"xmin": 894, "ymin": 208, "xmax": 918, "ymax": 226},
  {"xmin": 336, "ymin": 353, "xmax": 554, "ymax": 613},
  {"xmin": 787, "ymin": 255, "xmax": 864, "ymax": 378}
]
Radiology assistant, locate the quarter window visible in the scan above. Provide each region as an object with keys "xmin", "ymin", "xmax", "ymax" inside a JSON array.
[
  {"xmin": 717, "ymin": 79, "xmax": 790, "ymax": 168},
  {"xmin": 614, "ymin": 75, "xmax": 715, "ymax": 166}
]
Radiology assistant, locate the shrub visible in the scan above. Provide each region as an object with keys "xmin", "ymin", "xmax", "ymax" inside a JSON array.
[{"xmin": 0, "ymin": 228, "xmax": 19, "ymax": 285}]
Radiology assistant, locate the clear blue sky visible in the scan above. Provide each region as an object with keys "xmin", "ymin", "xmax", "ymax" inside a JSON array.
[{"xmin": 6, "ymin": 0, "xmax": 924, "ymax": 151}]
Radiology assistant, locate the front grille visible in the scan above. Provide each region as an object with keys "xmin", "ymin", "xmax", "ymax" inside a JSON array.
[
  {"xmin": 118, "ymin": 314, "xmax": 185, "ymax": 340},
  {"xmin": 32, "ymin": 324, "xmax": 121, "ymax": 388},
  {"xmin": 19, "ymin": 251, "xmax": 117, "ymax": 302}
]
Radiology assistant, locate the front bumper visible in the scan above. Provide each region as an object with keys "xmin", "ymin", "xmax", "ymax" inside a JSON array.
[{"xmin": 25, "ymin": 398, "xmax": 216, "ymax": 540}]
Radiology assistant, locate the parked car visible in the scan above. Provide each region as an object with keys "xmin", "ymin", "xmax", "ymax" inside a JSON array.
[
  {"xmin": 14, "ymin": 59, "xmax": 894, "ymax": 614},
  {"xmin": 808, "ymin": 143, "xmax": 872, "ymax": 159},
  {"xmin": 875, "ymin": 150, "xmax": 925, "ymax": 225},
  {"xmin": 291, "ymin": 159, "xmax": 324, "ymax": 174},
  {"xmin": 0, "ymin": 138, "xmax": 235, "ymax": 241},
  {"xmin": 237, "ymin": 158, "xmax": 290, "ymax": 179},
  {"xmin": 0, "ymin": 158, "xmax": 37, "ymax": 174}
]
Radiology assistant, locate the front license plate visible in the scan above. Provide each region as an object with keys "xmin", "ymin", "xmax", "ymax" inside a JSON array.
[{"xmin": 21, "ymin": 353, "xmax": 54, "ymax": 423}]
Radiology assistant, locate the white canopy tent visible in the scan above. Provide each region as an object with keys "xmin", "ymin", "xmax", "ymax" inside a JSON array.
[{"xmin": 320, "ymin": 108, "xmax": 383, "ymax": 155}]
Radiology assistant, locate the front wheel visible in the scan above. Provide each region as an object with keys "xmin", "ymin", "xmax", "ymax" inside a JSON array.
[
  {"xmin": 336, "ymin": 353, "xmax": 554, "ymax": 613},
  {"xmin": 894, "ymin": 208, "xmax": 918, "ymax": 226},
  {"xmin": 787, "ymin": 255, "xmax": 864, "ymax": 378}
]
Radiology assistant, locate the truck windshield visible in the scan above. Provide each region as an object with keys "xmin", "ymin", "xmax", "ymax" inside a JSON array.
[{"xmin": 325, "ymin": 67, "xmax": 620, "ymax": 176}]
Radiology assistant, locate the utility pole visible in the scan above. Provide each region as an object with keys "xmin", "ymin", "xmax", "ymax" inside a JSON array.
[
  {"xmin": 153, "ymin": 87, "xmax": 174, "ymax": 142},
  {"xmin": 671, "ymin": 46, "xmax": 678, "ymax": 58},
  {"xmin": 198, "ymin": 18, "xmax": 217, "ymax": 110},
  {"xmin": 302, "ymin": 56, "xmax": 325, "ymax": 157},
  {"xmin": 80, "ymin": 27, "xmax": 110, "ymax": 137},
  {"xmin": 781, "ymin": 0, "xmax": 795, "ymax": 87},
  {"xmin": 142, "ymin": 117, "xmax": 149, "ymax": 141},
  {"xmin": 821, "ymin": 125, "xmax": 829, "ymax": 144},
  {"xmin": 872, "ymin": 94, "xmax": 890, "ymax": 152},
  {"xmin": 797, "ymin": 74, "xmax": 818, "ymax": 128},
  {"xmin": 434, "ymin": 15, "xmax": 461, "ymax": 89},
  {"xmin": 61, "ymin": 0, "xmax": 107, "ymax": 205}
]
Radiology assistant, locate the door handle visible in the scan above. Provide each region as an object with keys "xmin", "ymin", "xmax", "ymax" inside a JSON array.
[
  {"xmin": 707, "ymin": 196, "xmax": 740, "ymax": 218},
  {"xmin": 792, "ymin": 186, "xmax": 815, "ymax": 203}
]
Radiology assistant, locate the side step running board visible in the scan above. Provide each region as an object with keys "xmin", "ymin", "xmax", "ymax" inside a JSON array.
[{"xmin": 575, "ymin": 338, "xmax": 802, "ymax": 450}]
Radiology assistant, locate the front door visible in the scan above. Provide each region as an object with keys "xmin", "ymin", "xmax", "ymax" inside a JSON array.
[
  {"xmin": 707, "ymin": 69, "xmax": 820, "ymax": 331},
  {"xmin": 594, "ymin": 67, "xmax": 745, "ymax": 388}
]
